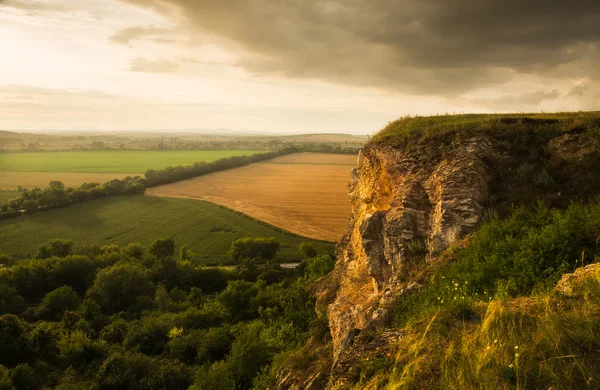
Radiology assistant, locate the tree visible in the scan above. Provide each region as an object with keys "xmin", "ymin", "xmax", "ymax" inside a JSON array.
[
  {"xmin": 299, "ymin": 242, "xmax": 318, "ymax": 258},
  {"xmin": 122, "ymin": 242, "xmax": 144, "ymax": 259},
  {"xmin": 149, "ymin": 238, "xmax": 176, "ymax": 258},
  {"xmin": 218, "ymin": 280, "xmax": 260, "ymax": 323},
  {"xmin": 88, "ymin": 263, "xmax": 154, "ymax": 314},
  {"xmin": 36, "ymin": 239, "xmax": 74, "ymax": 259},
  {"xmin": 0, "ymin": 314, "xmax": 28, "ymax": 367},
  {"xmin": 38, "ymin": 286, "xmax": 80, "ymax": 320},
  {"xmin": 306, "ymin": 254, "xmax": 336, "ymax": 280},
  {"xmin": 228, "ymin": 237, "xmax": 280, "ymax": 263}
]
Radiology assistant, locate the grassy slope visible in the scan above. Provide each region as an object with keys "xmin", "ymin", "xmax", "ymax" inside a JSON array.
[
  {"xmin": 0, "ymin": 150, "xmax": 261, "ymax": 173},
  {"xmin": 0, "ymin": 196, "xmax": 334, "ymax": 263},
  {"xmin": 371, "ymin": 111, "xmax": 600, "ymax": 146}
]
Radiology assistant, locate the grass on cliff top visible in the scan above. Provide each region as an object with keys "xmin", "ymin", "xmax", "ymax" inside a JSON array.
[
  {"xmin": 371, "ymin": 111, "xmax": 600, "ymax": 146},
  {"xmin": 379, "ymin": 277, "xmax": 600, "ymax": 390}
]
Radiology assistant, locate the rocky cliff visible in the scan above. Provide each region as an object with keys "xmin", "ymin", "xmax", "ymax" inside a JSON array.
[{"xmin": 277, "ymin": 113, "xmax": 600, "ymax": 389}]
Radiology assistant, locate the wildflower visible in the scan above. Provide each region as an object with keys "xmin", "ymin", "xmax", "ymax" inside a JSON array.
[
  {"xmin": 494, "ymin": 339, "xmax": 498, "ymax": 344},
  {"xmin": 509, "ymin": 364, "xmax": 513, "ymax": 368},
  {"xmin": 515, "ymin": 353, "xmax": 519, "ymax": 358},
  {"xmin": 514, "ymin": 346, "xmax": 519, "ymax": 350}
]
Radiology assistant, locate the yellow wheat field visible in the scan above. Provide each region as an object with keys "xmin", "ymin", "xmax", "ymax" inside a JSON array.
[{"xmin": 146, "ymin": 153, "xmax": 357, "ymax": 242}]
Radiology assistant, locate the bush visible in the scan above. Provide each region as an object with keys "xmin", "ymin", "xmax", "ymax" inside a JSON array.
[
  {"xmin": 305, "ymin": 254, "xmax": 335, "ymax": 280},
  {"xmin": 88, "ymin": 263, "xmax": 155, "ymax": 314},
  {"xmin": 228, "ymin": 237, "xmax": 280, "ymax": 263},
  {"xmin": 38, "ymin": 286, "xmax": 80, "ymax": 320},
  {"xmin": 149, "ymin": 238, "xmax": 176, "ymax": 258},
  {"xmin": 0, "ymin": 314, "xmax": 29, "ymax": 368},
  {"xmin": 299, "ymin": 242, "xmax": 317, "ymax": 258},
  {"xmin": 37, "ymin": 239, "xmax": 74, "ymax": 259}
]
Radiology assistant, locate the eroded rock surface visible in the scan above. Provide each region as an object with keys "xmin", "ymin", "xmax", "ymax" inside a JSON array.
[{"xmin": 327, "ymin": 137, "xmax": 492, "ymax": 358}]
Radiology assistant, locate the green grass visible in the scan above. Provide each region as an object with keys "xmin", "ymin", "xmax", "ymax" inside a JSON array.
[
  {"xmin": 0, "ymin": 196, "xmax": 334, "ymax": 263},
  {"xmin": 0, "ymin": 190, "xmax": 20, "ymax": 203},
  {"xmin": 371, "ymin": 112, "xmax": 600, "ymax": 146},
  {"xmin": 0, "ymin": 150, "xmax": 261, "ymax": 173}
]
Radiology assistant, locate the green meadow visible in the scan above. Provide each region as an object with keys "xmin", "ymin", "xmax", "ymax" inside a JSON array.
[
  {"xmin": 0, "ymin": 150, "xmax": 261, "ymax": 173},
  {"xmin": 0, "ymin": 196, "xmax": 334, "ymax": 264}
]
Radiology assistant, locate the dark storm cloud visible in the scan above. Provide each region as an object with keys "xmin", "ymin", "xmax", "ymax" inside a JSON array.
[
  {"xmin": 470, "ymin": 89, "xmax": 561, "ymax": 110},
  {"xmin": 122, "ymin": 0, "xmax": 600, "ymax": 95}
]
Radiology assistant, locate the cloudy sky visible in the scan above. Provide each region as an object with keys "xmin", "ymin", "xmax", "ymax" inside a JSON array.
[{"xmin": 0, "ymin": 0, "xmax": 598, "ymax": 133}]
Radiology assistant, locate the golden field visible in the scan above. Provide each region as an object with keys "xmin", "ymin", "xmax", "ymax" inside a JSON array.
[{"xmin": 146, "ymin": 153, "xmax": 356, "ymax": 242}]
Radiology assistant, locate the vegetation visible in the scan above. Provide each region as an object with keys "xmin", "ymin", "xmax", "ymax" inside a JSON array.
[
  {"xmin": 0, "ymin": 236, "xmax": 335, "ymax": 390},
  {"xmin": 0, "ymin": 196, "xmax": 334, "ymax": 263},
  {"xmin": 0, "ymin": 150, "xmax": 262, "ymax": 173},
  {"xmin": 144, "ymin": 147, "xmax": 299, "ymax": 187},
  {"xmin": 371, "ymin": 111, "xmax": 600, "ymax": 147},
  {"xmin": 0, "ymin": 178, "xmax": 146, "ymax": 221},
  {"xmin": 389, "ymin": 199, "xmax": 600, "ymax": 329},
  {"xmin": 0, "ymin": 190, "xmax": 19, "ymax": 204},
  {"xmin": 327, "ymin": 198, "xmax": 600, "ymax": 389},
  {"xmin": 0, "ymin": 149, "xmax": 299, "ymax": 222}
]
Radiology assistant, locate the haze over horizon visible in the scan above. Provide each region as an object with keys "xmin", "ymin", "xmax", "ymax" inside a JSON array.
[{"xmin": 1, "ymin": 0, "xmax": 598, "ymax": 133}]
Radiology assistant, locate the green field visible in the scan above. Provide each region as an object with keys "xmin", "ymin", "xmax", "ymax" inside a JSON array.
[
  {"xmin": 0, "ymin": 150, "xmax": 261, "ymax": 173},
  {"xmin": 0, "ymin": 196, "xmax": 334, "ymax": 263},
  {"xmin": 0, "ymin": 190, "xmax": 20, "ymax": 203}
]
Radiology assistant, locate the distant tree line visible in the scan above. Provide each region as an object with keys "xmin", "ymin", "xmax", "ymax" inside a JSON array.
[
  {"xmin": 0, "ymin": 178, "xmax": 146, "ymax": 221},
  {"xmin": 144, "ymin": 147, "xmax": 300, "ymax": 187},
  {"xmin": 301, "ymin": 143, "xmax": 361, "ymax": 154}
]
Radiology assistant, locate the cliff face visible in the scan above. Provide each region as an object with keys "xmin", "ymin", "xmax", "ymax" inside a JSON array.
[
  {"xmin": 327, "ymin": 137, "xmax": 491, "ymax": 352},
  {"xmin": 277, "ymin": 116, "xmax": 600, "ymax": 389}
]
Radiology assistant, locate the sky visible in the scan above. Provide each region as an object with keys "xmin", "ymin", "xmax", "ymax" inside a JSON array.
[{"xmin": 0, "ymin": 0, "xmax": 598, "ymax": 134}]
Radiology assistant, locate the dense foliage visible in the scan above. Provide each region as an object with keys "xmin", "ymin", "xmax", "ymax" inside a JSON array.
[{"xmin": 0, "ymin": 237, "xmax": 335, "ymax": 389}]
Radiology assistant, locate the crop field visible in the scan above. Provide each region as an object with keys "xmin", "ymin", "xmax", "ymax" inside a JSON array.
[
  {"xmin": 146, "ymin": 153, "xmax": 357, "ymax": 242},
  {"xmin": 0, "ymin": 196, "xmax": 333, "ymax": 264},
  {"xmin": 0, "ymin": 172, "xmax": 136, "ymax": 190},
  {"xmin": 0, "ymin": 189, "xmax": 20, "ymax": 203},
  {"xmin": 0, "ymin": 150, "xmax": 260, "ymax": 173}
]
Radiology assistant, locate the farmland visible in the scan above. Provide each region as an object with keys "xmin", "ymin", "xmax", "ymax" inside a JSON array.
[
  {"xmin": 0, "ymin": 189, "xmax": 20, "ymax": 203},
  {"xmin": 0, "ymin": 150, "xmax": 261, "ymax": 173},
  {"xmin": 146, "ymin": 153, "xmax": 357, "ymax": 241},
  {"xmin": 0, "ymin": 195, "xmax": 334, "ymax": 264},
  {"xmin": 0, "ymin": 172, "xmax": 136, "ymax": 190}
]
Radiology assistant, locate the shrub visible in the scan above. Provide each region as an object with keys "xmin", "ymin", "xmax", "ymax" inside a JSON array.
[
  {"xmin": 36, "ymin": 239, "xmax": 74, "ymax": 259},
  {"xmin": 38, "ymin": 286, "xmax": 80, "ymax": 320}
]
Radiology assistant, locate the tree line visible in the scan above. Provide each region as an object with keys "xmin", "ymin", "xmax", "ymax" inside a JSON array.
[
  {"xmin": 143, "ymin": 147, "xmax": 299, "ymax": 187},
  {"xmin": 0, "ymin": 178, "xmax": 146, "ymax": 221},
  {"xmin": 0, "ymin": 236, "xmax": 335, "ymax": 389},
  {"xmin": 0, "ymin": 148, "xmax": 301, "ymax": 221}
]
